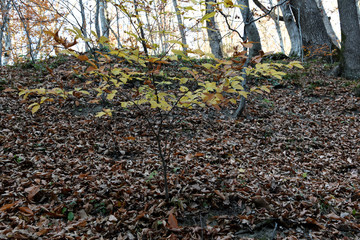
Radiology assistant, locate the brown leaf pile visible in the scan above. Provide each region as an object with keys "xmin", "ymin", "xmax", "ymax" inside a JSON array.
[{"xmin": 0, "ymin": 57, "xmax": 359, "ymax": 239}]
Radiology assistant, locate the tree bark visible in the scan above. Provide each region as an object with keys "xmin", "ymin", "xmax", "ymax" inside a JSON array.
[
  {"xmin": 172, "ymin": 0, "xmax": 187, "ymax": 53},
  {"xmin": 205, "ymin": 0, "xmax": 223, "ymax": 59},
  {"xmin": 314, "ymin": 0, "xmax": 340, "ymax": 49},
  {"xmin": 99, "ymin": 0, "xmax": 109, "ymax": 38},
  {"xmin": 237, "ymin": 0, "xmax": 262, "ymax": 58},
  {"xmin": 280, "ymin": 1, "xmax": 302, "ymax": 57},
  {"xmin": 79, "ymin": 0, "xmax": 89, "ymax": 51},
  {"xmin": 337, "ymin": 0, "xmax": 360, "ymax": 79},
  {"xmin": 290, "ymin": 0, "xmax": 336, "ymax": 57}
]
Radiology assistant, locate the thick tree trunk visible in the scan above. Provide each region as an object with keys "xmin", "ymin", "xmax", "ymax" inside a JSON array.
[
  {"xmin": 205, "ymin": 0, "xmax": 223, "ymax": 59},
  {"xmin": 290, "ymin": 0, "xmax": 336, "ymax": 57},
  {"xmin": 338, "ymin": 0, "xmax": 360, "ymax": 79},
  {"xmin": 172, "ymin": 0, "xmax": 187, "ymax": 53},
  {"xmin": 237, "ymin": 0, "xmax": 262, "ymax": 58},
  {"xmin": 279, "ymin": 1, "xmax": 302, "ymax": 57},
  {"xmin": 314, "ymin": 0, "xmax": 340, "ymax": 48}
]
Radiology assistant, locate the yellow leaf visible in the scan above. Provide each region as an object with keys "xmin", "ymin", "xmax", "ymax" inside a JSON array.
[
  {"xmin": 30, "ymin": 103, "xmax": 40, "ymax": 114},
  {"xmin": 95, "ymin": 112, "xmax": 106, "ymax": 117},
  {"xmin": 201, "ymin": 12, "xmax": 216, "ymax": 22}
]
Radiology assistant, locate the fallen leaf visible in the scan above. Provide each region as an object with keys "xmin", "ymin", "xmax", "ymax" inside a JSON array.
[{"xmin": 168, "ymin": 212, "xmax": 179, "ymax": 229}]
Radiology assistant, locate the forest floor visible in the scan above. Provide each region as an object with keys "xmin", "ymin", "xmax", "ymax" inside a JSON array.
[{"xmin": 0, "ymin": 55, "xmax": 360, "ymax": 239}]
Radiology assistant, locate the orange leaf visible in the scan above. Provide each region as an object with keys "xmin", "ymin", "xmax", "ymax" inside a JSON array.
[
  {"xmin": 305, "ymin": 217, "xmax": 325, "ymax": 229},
  {"xmin": 194, "ymin": 152, "xmax": 204, "ymax": 157},
  {"xmin": 168, "ymin": 212, "xmax": 179, "ymax": 229},
  {"xmin": 3, "ymin": 88, "xmax": 15, "ymax": 92},
  {"xmin": 19, "ymin": 206, "xmax": 34, "ymax": 215},
  {"xmin": 78, "ymin": 55, "xmax": 89, "ymax": 61},
  {"xmin": 36, "ymin": 229, "xmax": 49, "ymax": 236},
  {"xmin": 0, "ymin": 203, "xmax": 16, "ymax": 212},
  {"xmin": 214, "ymin": 190, "xmax": 226, "ymax": 200},
  {"xmin": 125, "ymin": 136, "xmax": 136, "ymax": 141}
]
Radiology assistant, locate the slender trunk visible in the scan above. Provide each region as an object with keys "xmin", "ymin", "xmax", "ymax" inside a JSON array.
[
  {"xmin": 205, "ymin": 0, "xmax": 223, "ymax": 59},
  {"xmin": 12, "ymin": 1, "xmax": 35, "ymax": 62},
  {"xmin": 95, "ymin": 0, "xmax": 101, "ymax": 38},
  {"xmin": 269, "ymin": 0, "xmax": 284, "ymax": 53},
  {"xmin": 3, "ymin": 19, "xmax": 11, "ymax": 65},
  {"xmin": 172, "ymin": 0, "xmax": 187, "ymax": 53},
  {"xmin": 279, "ymin": 1, "xmax": 302, "ymax": 57},
  {"xmin": 99, "ymin": 0, "xmax": 109, "ymax": 38},
  {"xmin": 79, "ymin": 0, "xmax": 89, "ymax": 51},
  {"xmin": 237, "ymin": 0, "xmax": 262, "ymax": 58}
]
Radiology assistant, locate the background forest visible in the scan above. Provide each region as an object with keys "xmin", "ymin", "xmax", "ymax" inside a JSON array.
[{"xmin": 1, "ymin": 0, "xmax": 360, "ymax": 239}]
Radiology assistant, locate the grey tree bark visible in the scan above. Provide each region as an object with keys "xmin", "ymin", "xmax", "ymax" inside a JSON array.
[
  {"xmin": 280, "ymin": 1, "xmax": 302, "ymax": 57},
  {"xmin": 314, "ymin": 0, "xmax": 340, "ymax": 48},
  {"xmin": 237, "ymin": 0, "xmax": 262, "ymax": 58},
  {"xmin": 172, "ymin": 0, "xmax": 188, "ymax": 53},
  {"xmin": 95, "ymin": 0, "xmax": 101, "ymax": 38},
  {"xmin": 205, "ymin": 0, "xmax": 223, "ymax": 59},
  {"xmin": 290, "ymin": 0, "xmax": 337, "ymax": 57},
  {"xmin": 337, "ymin": 0, "xmax": 360, "ymax": 79},
  {"xmin": 79, "ymin": 0, "xmax": 89, "ymax": 51},
  {"xmin": 99, "ymin": 0, "xmax": 110, "ymax": 38},
  {"xmin": 0, "ymin": 0, "xmax": 11, "ymax": 65},
  {"xmin": 268, "ymin": 0, "xmax": 285, "ymax": 53}
]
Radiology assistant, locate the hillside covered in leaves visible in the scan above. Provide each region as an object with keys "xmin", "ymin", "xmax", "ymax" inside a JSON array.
[{"xmin": 0, "ymin": 56, "xmax": 360, "ymax": 239}]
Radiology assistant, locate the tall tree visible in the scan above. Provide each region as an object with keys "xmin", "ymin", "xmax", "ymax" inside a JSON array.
[
  {"xmin": 172, "ymin": 0, "xmax": 187, "ymax": 53},
  {"xmin": 279, "ymin": 1, "xmax": 301, "ymax": 57},
  {"xmin": 237, "ymin": 0, "xmax": 262, "ymax": 58},
  {"xmin": 314, "ymin": 0, "xmax": 340, "ymax": 48},
  {"xmin": 0, "ymin": 0, "xmax": 11, "ymax": 65},
  {"xmin": 337, "ymin": 0, "xmax": 360, "ymax": 79},
  {"xmin": 205, "ymin": 0, "xmax": 223, "ymax": 59},
  {"xmin": 290, "ymin": 0, "xmax": 337, "ymax": 56}
]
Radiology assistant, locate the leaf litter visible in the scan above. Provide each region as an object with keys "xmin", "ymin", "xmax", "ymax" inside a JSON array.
[{"xmin": 0, "ymin": 57, "xmax": 359, "ymax": 239}]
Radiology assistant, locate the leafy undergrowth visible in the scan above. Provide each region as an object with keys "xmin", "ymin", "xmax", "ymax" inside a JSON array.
[{"xmin": 1, "ymin": 57, "xmax": 359, "ymax": 239}]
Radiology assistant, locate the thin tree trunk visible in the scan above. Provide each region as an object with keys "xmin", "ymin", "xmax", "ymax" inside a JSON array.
[
  {"xmin": 99, "ymin": 0, "xmax": 109, "ymax": 38},
  {"xmin": 172, "ymin": 0, "xmax": 187, "ymax": 53},
  {"xmin": 95, "ymin": 0, "xmax": 101, "ymax": 38},
  {"xmin": 12, "ymin": 1, "xmax": 35, "ymax": 62},
  {"xmin": 205, "ymin": 0, "xmax": 223, "ymax": 59},
  {"xmin": 237, "ymin": 0, "xmax": 262, "ymax": 58},
  {"xmin": 269, "ymin": 0, "xmax": 285, "ymax": 53},
  {"xmin": 79, "ymin": 0, "xmax": 89, "ymax": 51},
  {"xmin": 279, "ymin": 1, "xmax": 302, "ymax": 57}
]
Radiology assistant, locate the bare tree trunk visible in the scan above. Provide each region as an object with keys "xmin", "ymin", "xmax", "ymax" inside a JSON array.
[
  {"xmin": 3, "ymin": 19, "xmax": 11, "ymax": 65},
  {"xmin": 0, "ymin": 0, "xmax": 11, "ymax": 65},
  {"xmin": 79, "ymin": 0, "xmax": 89, "ymax": 51},
  {"xmin": 338, "ymin": 0, "xmax": 360, "ymax": 79},
  {"xmin": 279, "ymin": 1, "xmax": 302, "ymax": 57},
  {"xmin": 99, "ymin": 0, "xmax": 109, "ymax": 38},
  {"xmin": 269, "ymin": 0, "xmax": 284, "ymax": 53},
  {"xmin": 237, "ymin": 0, "xmax": 261, "ymax": 58},
  {"xmin": 314, "ymin": 0, "xmax": 340, "ymax": 48},
  {"xmin": 205, "ymin": 0, "xmax": 223, "ymax": 59},
  {"xmin": 12, "ymin": 1, "xmax": 35, "ymax": 62},
  {"xmin": 172, "ymin": 0, "xmax": 187, "ymax": 53},
  {"xmin": 95, "ymin": 0, "xmax": 101, "ymax": 38},
  {"xmin": 290, "ymin": 0, "xmax": 337, "ymax": 57}
]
